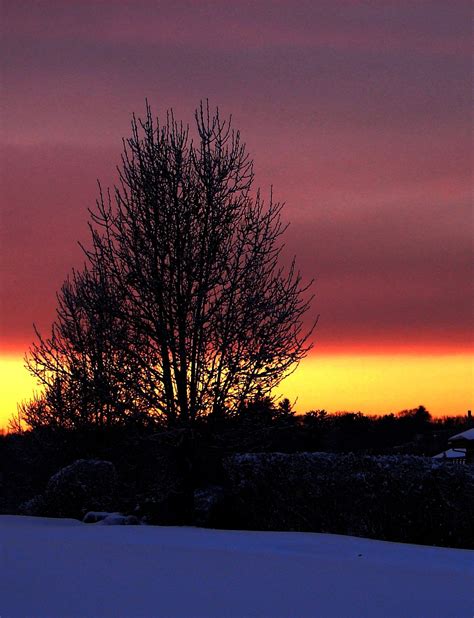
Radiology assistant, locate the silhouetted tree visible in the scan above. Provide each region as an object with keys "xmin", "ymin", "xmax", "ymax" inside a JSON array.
[
  {"xmin": 398, "ymin": 405, "xmax": 432, "ymax": 433},
  {"xmin": 7, "ymin": 407, "xmax": 25, "ymax": 435},
  {"xmin": 26, "ymin": 102, "xmax": 315, "ymax": 428},
  {"xmin": 26, "ymin": 263, "xmax": 156, "ymax": 429},
  {"xmin": 277, "ymin": 398, "xmax": 294, "ymax": 417}
]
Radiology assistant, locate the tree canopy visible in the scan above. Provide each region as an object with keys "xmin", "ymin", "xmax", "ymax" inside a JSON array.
[{"xmin": 26, "ymin": 102, "xmax": 315, "ymax": 429}]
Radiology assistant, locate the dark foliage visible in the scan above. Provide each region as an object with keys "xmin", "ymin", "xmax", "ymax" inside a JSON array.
[
  {"xmin": 222, "ymin": 452, "xmax": 474, "ymax": 548},
  {"xmin": 2, "ymin": 407, "xmax": 472, "ymax": 547},
  {"xmin": 24, "ymin": 459, "xmax": 118, "ymax": 519}
]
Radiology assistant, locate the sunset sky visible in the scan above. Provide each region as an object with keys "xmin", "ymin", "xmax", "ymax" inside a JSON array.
[{"xmin": 1, "ymin": 0, "xmax": 472, "ymax": 426}]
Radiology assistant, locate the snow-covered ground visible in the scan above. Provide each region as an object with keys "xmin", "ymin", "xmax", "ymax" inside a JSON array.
[{"xmin": 1, "ymin": 516, "xmax": 472, "ymax": 618}]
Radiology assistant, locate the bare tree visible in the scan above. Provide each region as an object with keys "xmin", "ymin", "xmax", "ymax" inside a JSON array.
[
  {"xmin": 8, "ymin": 406, "xmax": 25, "ymax": 434},
  {"xmin": 26, "ymin": 263, "xmax": 156, "ymax": 428},
  {"xmin": 26, "ymin": 102, "xmax": 316, "ymax": 428}
]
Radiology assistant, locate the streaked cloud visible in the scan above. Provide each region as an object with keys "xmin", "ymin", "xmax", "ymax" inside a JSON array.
[{"xmin": 1, "ymin": 0, "xmax": 472, "ymax": 360}]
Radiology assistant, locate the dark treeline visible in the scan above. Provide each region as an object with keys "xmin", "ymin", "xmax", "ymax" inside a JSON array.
[
  {"xmin": 6, "ymin": 399, "xmax": 470, "ymax": 455},
  {"xmin": 1, "ymin": 400, "xmax": 470, "ymax": 514},
  {"xmin": 2, "ymin": 401, "xmax": 473, "ymax": 548}
]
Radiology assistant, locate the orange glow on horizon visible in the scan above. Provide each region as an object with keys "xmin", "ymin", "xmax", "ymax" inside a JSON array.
[
  {"xmin": 0, "ymin": 350, "xmax": 472, "ymax": 430},
  {"xmin": 278, "ymin": 352, "xmax": 473, "ymax": 417},
  {"xmin": 0, "ymin": 356, "xmax": 39, "ymax": 430}
]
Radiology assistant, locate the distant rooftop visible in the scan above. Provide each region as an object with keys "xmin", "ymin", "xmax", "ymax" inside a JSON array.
[
  {"xmin": 449, "ymin": 428, "xmax": 474, "ymax": 443},
  {"xmin": 433, "ymin": 448, "xmax": 466, "ymax": 460}
]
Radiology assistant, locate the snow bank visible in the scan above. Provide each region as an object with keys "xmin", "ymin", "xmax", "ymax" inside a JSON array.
[{"xmin": 1, "ymin": 515, "xmax": 472, "ymax": 618}]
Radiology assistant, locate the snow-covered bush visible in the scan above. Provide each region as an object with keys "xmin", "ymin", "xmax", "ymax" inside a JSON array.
[
  {"xmin": 43, "ymin": 459, "xmax": 118, "ymax": 518},
  {"xmin": 223, "ymin": 453, "xmax": 474, "ymax": 548},
  {"xmin": 193, "ymin": 486, "xmax": 226, "ymax": 527},
  {"xmin": 19, "ymin": 494, "xmax": 46, "ymax": 516}
]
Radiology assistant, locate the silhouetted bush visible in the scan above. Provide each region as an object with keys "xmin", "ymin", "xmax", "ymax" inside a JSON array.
[
  {"xmin": 222, "ymin": 452, "xmax": 474, "ymax": 548},
  {"xmin": 39, "ymin": 459, "xmax": 118, "ymax": 519}
]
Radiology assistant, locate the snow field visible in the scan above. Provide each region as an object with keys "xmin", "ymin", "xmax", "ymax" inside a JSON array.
[{"xmin": 1, "ymin": 516, "xmax": 473, "ymax": 617}]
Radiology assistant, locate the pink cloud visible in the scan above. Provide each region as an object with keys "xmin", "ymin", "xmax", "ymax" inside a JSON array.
[{"xmin": 1, "ymin": 0, "xmax": 471, "ymax": 355}]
